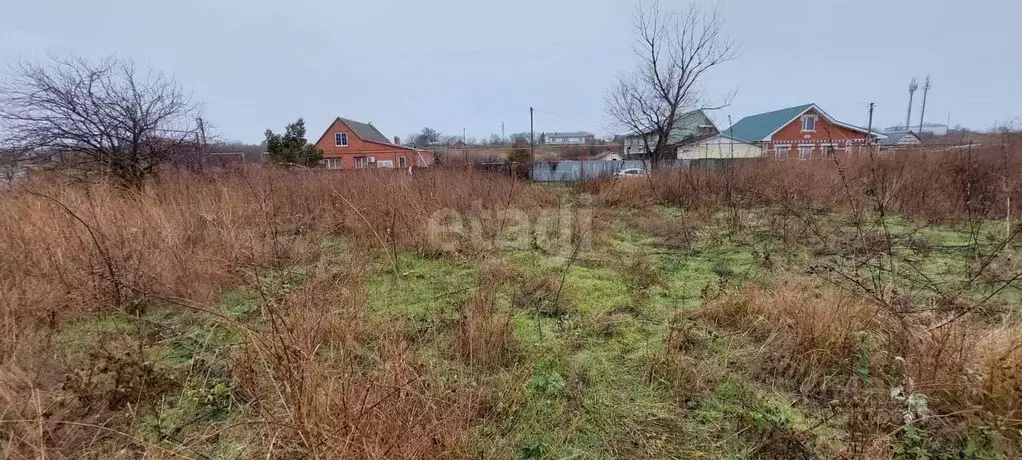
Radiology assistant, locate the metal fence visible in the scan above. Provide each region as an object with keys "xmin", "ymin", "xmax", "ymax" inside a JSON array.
[{"xmin": 530, "ymin": 160, "xmax": 651, "ymax": 182}]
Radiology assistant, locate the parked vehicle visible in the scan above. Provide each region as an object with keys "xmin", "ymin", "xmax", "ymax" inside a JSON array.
[{"xmin": 614, "ymin": 168, "xmax": 648, "ymax": 178}]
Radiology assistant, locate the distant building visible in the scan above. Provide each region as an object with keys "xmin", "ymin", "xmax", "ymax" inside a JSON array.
[
  {"xmin": 622, "ymin": 109, "xmax": 719, "ymax": 157},
  {"xmin": 877, "ymin": 131, "xmax": 922, "ymax": 150},
  {"xmin": 591, "ymin": 151, "xmax": 624, "ymax": 161},
  {"xmin": 725, "ymin": 103, "xmax": 885, "ymax": 159},
  {"xmin": 313, "ymin": 117, "xmax": 434, "ymax": 169},
  {"xmin": 884, "ymin": 123, "xmax": 948, "ymax": 136},
  {"xmin": 543, "ymin": 132, "xmax": 594, "ymax": 145}
]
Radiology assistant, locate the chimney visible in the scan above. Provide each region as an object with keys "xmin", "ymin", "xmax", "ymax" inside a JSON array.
[{"xmin": 393, "ymin": 136, "xmax": 400, "ymax": 145}]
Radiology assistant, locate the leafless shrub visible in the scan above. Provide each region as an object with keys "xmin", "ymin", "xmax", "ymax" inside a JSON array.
[
  {"xmin": 690, "ymin": 278, "xmax": 1022, "ymax": 456},
  {"xmin": 0, "ymin": 55, "xmax": 203, "ymax": 186},
  {"xmin": 454, "ymin": 287, "xmax": 517, "ymax": 370}
]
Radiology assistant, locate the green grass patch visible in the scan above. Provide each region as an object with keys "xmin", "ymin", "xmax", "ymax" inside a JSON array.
[{"xmin": 366, "ymin": 252, "xmax": 479, "ymax": 319}]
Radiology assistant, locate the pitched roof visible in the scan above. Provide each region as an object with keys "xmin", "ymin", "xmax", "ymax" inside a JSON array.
[
  {"xmin": 724, "ymin": 104, "xmax": 814, "ymax": 142},
  {"xmin": 878, "ymin": 130, "xmax": 921, "ymax": 146},
  {"xmin": 623, "ymin": 109, "xmax": 719, "ymax": 144},
  {"xmin": 314, "ymin": 117, "xmax": 420, "ymax": 152},
  {"xmin": 725, "ymin": 103, "xmax": 885, "ymax": 142},
  {"xmin": 338, "ymin": 117, "xmax": 391, "ymax": 144},
  {"xmin": 546, "ymin": 132, "xmax": 594, "ymax": 138}
]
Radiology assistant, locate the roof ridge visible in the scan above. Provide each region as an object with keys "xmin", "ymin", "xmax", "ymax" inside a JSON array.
[
  {"xmin": 746, "ymin": 103, "xmax": 814, "ymax": 119},
  {"xmin": 336, "ymin": 117, "xmax": 392, "ymax": 144},
  {"xmin": 723, "ymin": 104, "xmax": 815, "ymax": 142}
]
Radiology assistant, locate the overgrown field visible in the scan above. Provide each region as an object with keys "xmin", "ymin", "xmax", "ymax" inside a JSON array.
[{"xmin": 2, "ymin": 144, "xmax": 1022, "ymax": 459}]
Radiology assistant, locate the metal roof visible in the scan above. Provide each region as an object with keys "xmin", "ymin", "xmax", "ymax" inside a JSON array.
[
  {"xmin": 878, "ymin": 131, "xmax": 920, "ymax": 146},
  {"xmin": 723, "ymin": 104, "xmax": 814, "ymax": 142},
  {"xmin": 339, "ymin": 118, "xmax": 391, "ymax": 144},
  {"xmin": 725, "ymin": 103, "xmax": 885, "ymax": 142},
  {"xmin": 623, "ymin": 109, "xmax": 719, "ymax": 144},
  {"xmin": 546, "ymin": 132, "xmax": 594, "ymax": 138}
]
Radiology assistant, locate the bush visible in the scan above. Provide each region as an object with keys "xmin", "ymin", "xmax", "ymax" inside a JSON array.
[{"xmin": 689, "ymin": 277, "xmax": 1022, "ymax": 456}]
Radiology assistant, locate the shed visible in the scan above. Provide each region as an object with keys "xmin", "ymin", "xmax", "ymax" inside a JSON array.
[{"xmin": 878, "ymin": 131, "xmax": 922, "ymax": 150}]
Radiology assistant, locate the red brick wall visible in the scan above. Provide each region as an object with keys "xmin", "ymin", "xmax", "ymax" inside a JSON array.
[
  {"xmin": 314, "ymin": 118, "xmax": 433, "ymax": 169},
  {"xmin": 765, "ymin": 109, "xmax": 871, "ymax": 159}
]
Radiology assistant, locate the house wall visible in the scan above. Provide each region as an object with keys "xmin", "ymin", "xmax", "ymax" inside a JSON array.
[
  {"xmin": 623, "ymin": 134, "xmax": 657, "ymax": 156},
  {"xmin": 596, "ymin": 153, "xmax": 624, "ymax": 161},
  {"xmin": 677, "ymin": 136, "xmax": 762, "ymax": 160},
  {"xmin": 547, "ymin": 136, "xmax": 590, "ymax": 145},
  {"xmin": 314, "ymin": 119, "xmax": 433, "ymax": 169},
  {"xmin": 622, "ymin": 111, "xmax": 719, "ymax": 156},
  {"xmin": 764, "ymin": 109, "xmax": 872, "ymax": 159}
]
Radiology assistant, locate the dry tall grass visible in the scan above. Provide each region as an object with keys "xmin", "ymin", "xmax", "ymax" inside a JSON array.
[
  {"xmin": 588, "ymin": 141, "xmax": 1022, "ymax": 223},
  {"xmin": 688, "ymin": 278, "xmax": 1022, "ymax": 457},
  {"xmin": 0, "ymin": 167, "xmax": 554, "ymax": 458},
  {"xmin": 3, "ymin": 141, "xmax": 1021, "ymax": 457}
]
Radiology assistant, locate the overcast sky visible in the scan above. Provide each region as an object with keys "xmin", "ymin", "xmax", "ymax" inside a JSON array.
[{"xmin": 2, "ymin": 0, "xmax": 1020, "ymax": 143}]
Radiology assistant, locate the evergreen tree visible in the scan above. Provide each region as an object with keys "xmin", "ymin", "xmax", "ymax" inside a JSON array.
[{"xmin": 264, "ymin": 118, "xmax": 323, "ymax": 166}]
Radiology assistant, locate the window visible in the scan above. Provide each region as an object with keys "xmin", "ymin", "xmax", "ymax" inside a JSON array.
[
  {"xmin": 354, "ymin": 156, "xmax": 369, "ymax": 168},
  {"xmin": 398, "ymin": 156, "xmax": 406, "ymax": 168},
  {"xmin": 325, "ymin": 158, "xmax": 342, "ymax": 170},
  {"xmin": 798, "ymin": 145, "xmax": 813, "ymax": 159},
  {"xmin": 377, "ymin": 160, "xmax": 394, "ymax": 168},
  {"xmin": 774, "ymin": 145, "xmax": 790, "ymax": 158},
  {"xmin": 822, "ymin": 144, "xmax": 836, "ymax": 157},
  {"xmin": 801, "ymin": 115, "xmax": 817, "ymax": 132},
  {"xmin": 335, "ymin": 133, "xmax": 348, "ymax": 147},
  {"xmin": 846, "ymin": 144, "xmax": 853, "ymax": 154}
]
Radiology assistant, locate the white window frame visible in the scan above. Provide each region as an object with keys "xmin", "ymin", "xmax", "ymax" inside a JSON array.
[
  {"xmin": 774, "ymin": 144, "xmax": 791, "ymax": 158},
  {"xmin": 398, "ymin": 156, "xmax": 406, "ymax": 168},
  {"xmin": 821, "ymin": 144, "xmax": 836, "ymax": 157},
  {"xmin": 325, "ymin": 158, "xmax": 342, "ymax": 170},
  {"xmin": 798, "ymin": 145, "xmax": 813, "ymax": 159},
  {"xmin": 354, "ymin": 156, "xmax": 369, "ymax": 168},
  {"xmin": 377, "ymin": 160, "xmax": 394, "ymax": 168},
  {"xmin": 335, "ymin": 133, "xmax": 348, "ymax": 147},
  {"xmin": 801, "ymin": 115, "xmax": 818, "ymax": 132}
]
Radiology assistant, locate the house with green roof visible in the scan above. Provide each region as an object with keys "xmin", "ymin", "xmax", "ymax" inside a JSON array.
[
  {"xmin": 621, "ymin": 109, "xmax": 719, "ymax": 158},
  {"xmin": 723, "ymin": 103, "xmax": 886, "ymax": 159}
]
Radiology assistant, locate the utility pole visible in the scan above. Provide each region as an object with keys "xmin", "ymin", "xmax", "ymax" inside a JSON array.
[
  {"xmin": 197, "ymin": 117, "xmax": 207, "ymax": 148},
  {"xmin": 194, "ymin": 116, "xmax": 207, "ymax": 172},
  {"xmin": 463, "ymin": 126, "xmax": 467, "ymax": 144},
  {"xmin": 918, "ymin": 74, "xmax": 931, "ymax": 134},
  {"xmin": 944, "ymin": 110, "xmax": 951, "ymax": 148},
  {"xmin": 530, "ymin": 107, "xmax": 535, "ymax": 162},
  {"xmin": 906, "ymin": 78, "xmax": 918, "ymax": 131},
  {"xmin": 865, "ymin": 102, "xmax": 875, "ymax": 154},
  {"xmin": 501, "ymin": 121, "xmax": 505, "ymax": 144}
]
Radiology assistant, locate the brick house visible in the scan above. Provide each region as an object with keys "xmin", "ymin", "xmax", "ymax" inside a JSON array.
[
  {"xmin": 313, "ymin": 117, "xmax": 434, "ymax": 170},
  {"xmin": 724, "ymin": 103, "xmax": 886, "ymax": 159}
]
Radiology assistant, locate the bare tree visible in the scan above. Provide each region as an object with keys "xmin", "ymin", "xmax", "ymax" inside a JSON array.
[
  {"xmin": 0, "ymin": 148, "xmax": 19, "ymax": 184},
  {"xmin": 0, "ymin": 55, "xmax": 203, "ymax": 186},
  {"xmin": 607, "ymin": 1, "xmax": 737, "ymax": 168}
]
